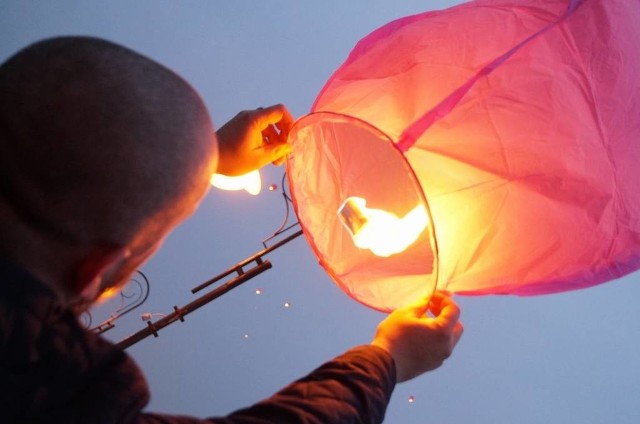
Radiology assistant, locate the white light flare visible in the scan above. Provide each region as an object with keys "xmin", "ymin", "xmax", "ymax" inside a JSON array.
[
  {"xmin": 210, "ymin": 170, "xmax": 262, "ymax": 195},
  {"xmin": 338, "ymin": 196, "xmax": 428, "ymax": 257}
]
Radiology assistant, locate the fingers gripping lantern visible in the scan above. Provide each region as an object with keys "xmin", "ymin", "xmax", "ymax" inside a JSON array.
[{"xmin": 287, "ymin": 0, "xmax": 640, "ymax": 311}]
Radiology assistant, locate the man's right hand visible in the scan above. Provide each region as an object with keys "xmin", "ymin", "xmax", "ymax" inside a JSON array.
[
  {"xmin": 214, "ymin": 104, "xmax": 294, "ymax": 176},
  {"xmin": 371, "ymin": 292, "xmax": 463, "ymax": 382}
]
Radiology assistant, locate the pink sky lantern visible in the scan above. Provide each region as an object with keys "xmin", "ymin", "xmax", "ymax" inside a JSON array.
[{"xmin": 287, "ymin": 0, "xmax": 640, "ymax": 311}]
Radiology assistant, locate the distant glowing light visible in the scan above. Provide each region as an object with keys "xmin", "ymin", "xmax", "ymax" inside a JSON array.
[
  {"xmin": 140, "ymin": 312, "xmax": 165, "ymax": 321},
  {"xmin": 268, "ymin": 184, "xmax": 278, "ymax": 191},
  {"xmin": 210, "ymin": 170, "xmax": 262, "ymax": 195},
  {"xmin": 284, "ymin": 302, "xmax": 291, "ymax": 308},
  {"xmin": 337, "ymin": 196, "xmax": 429, "ymax": 257},
  {"xmin": 408, "ymin": 395, "xmax": 415, "ymax": 404},
  {"xmin": 243, "ymin": 334, "xmax": 249, "ymax": 339},
  {"xmin": 255, "ymin": 288, "xmax": 262, "ymax": 295}
]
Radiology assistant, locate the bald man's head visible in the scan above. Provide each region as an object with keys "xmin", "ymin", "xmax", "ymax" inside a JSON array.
[{"xmin": 0, "ymin": 37, "xmax": 218, "ymax": 298}]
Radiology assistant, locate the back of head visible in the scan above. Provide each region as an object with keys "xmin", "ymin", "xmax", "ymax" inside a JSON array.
[{"xmin": 0, "ymin": 37, "xmax": 217, "ymax": 288}]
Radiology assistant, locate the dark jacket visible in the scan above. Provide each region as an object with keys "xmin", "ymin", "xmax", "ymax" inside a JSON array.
[{"xmin": 0, "ymin": 258, "xmax": 396, "ymax": 423}]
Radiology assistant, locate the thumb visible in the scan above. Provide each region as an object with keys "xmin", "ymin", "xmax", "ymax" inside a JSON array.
[
  {"xmin": 429, "ymin": 293, "xmax": 461, "ymax": 330},
  {"xmin": 397, "ymin": 294, "xmax": 431, "ymax": 318},
  {"xmin": 262, "ymin": 142, "xmax": 292, "ymax": 164}
]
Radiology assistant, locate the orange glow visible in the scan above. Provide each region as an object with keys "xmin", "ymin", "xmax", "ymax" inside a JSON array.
[
  {"xmin": 338, "ymin": 196, "xmax": 429, "ymax": 257},
  {"xmin": 210, "ymin": 170, "xmax": 261, "ymax": 195},
  {"xmin": 97, "ymin": 287, "xmax": 117, "ymax": 303}
]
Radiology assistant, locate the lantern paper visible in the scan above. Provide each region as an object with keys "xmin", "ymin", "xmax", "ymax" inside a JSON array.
[{"xmin": 287, "ymin": 0, "xmax": 640, "ymax": 311}]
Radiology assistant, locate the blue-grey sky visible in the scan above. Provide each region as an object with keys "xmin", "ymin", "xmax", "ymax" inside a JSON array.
[{"xmin": 2, "ymin": 1, "xmax": 639, "ymax": 423}]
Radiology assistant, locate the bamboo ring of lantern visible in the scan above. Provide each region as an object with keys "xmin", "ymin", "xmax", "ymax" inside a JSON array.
[
  {"xmin": 288, "ymin": 113, "xmax": 439, "ymax": 311},
  {"xmin": 287, "ymin": 0, "xmax": 640, "ymax": 312}
]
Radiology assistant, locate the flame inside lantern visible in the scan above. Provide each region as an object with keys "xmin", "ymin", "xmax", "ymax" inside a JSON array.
[
  {"xmin": 338, "ymin": 196, "xmax": 429, "ymax": 257},
  {"xmin": 210, "ymin": 170, "xmax": 262, "ymax": 195}
]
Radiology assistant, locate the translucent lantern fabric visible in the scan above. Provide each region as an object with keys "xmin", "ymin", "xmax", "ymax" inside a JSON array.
[{"xmin": 287, "ymin": 0, "xmax": 640, "ymax": 311}]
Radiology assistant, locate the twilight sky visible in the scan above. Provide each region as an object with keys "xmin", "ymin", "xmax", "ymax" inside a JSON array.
[{"xmin": 2, "ymin": 1, "xmax": 639, "ymax": 423}]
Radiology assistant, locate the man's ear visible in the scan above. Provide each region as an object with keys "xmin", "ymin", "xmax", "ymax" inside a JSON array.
[{"xmin": 74, "ymin": 245, "xmax": 131, "ymax": 301}]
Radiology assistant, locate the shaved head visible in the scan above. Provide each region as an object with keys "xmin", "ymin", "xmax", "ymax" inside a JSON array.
[{"xmin": 0, "ymin": 37, "xmax": 218, "ymax": 300}]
